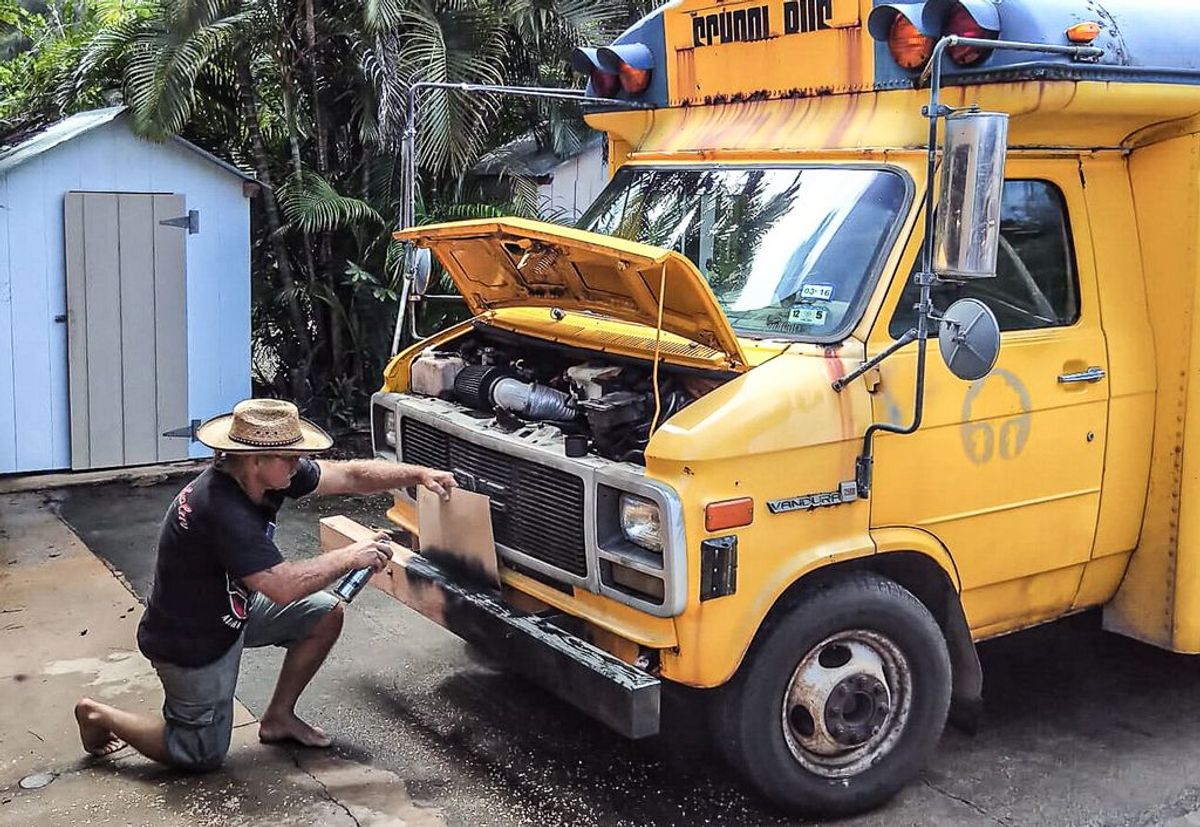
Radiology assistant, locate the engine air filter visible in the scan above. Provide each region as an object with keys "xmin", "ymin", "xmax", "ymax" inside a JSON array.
[{"xmin": 453, "ymin": 365, "xmax": 511, "ymax": 411}]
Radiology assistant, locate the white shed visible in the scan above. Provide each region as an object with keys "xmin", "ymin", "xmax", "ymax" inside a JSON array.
[
  {"xmin": 0, "ymin": 107, "xmax": 253, "ymax": 474},
  {"xmin": 537, "ymin": 138, "xmax": 607, "ymax": 221},
  {"xmin": 474, "ymin": 133, "xmax": 609, "ymax": 222}
]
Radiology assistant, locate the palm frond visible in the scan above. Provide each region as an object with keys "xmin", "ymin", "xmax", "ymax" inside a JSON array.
[
  {"xmin": 279, "ymin": 168, "xmax": 385, "ymax": 234},
  {"xmin": 370, "ymin": 0, "xmax": 508, "ymax": 175},
  {"xmin": 507, "ymin": 174, "xmax": 540, "ymax": 218},
  {"xmin": 435, "ymin": 201, "xmax": 509, "ymax": 220},
  {"xmin": 110, "ymin": 3, "xmax": 256, "ymax": 139}
]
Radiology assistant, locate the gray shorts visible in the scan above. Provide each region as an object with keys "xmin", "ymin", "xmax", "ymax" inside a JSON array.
[{"xmin": 151, "ymin": 590, "xmax": 339, "ymax": 770}]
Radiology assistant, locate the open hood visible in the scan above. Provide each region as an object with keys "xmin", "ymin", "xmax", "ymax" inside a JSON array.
[{"xmin": 395, "ymin": 218, "xmax": 746, "ymax": 367}]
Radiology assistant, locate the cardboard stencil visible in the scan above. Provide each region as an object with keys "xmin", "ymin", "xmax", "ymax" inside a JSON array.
[{"xmin": 416, "ymin": 487, "xmax": 500, "ymax": 588}]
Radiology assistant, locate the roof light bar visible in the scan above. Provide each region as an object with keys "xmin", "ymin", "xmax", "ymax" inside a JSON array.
[{"xmin": 571, "ymin": 43, "xmax": 655, "ymax": 97}]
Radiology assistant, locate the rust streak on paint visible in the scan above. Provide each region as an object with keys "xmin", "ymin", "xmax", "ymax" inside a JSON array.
[
  {"xmin": 842, "ymin": 26, "xmax": 864, "ymax": 91},
  {"xmin": 822, "ymin": 344, "xmax": 856, "ymax": 440},
  {"xmin": 827, "ymin": 93, "xmax": 860, "ymax": 147}
]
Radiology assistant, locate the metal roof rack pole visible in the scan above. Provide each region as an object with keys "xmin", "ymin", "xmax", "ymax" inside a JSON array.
[
  {"xmin": 391, "ymin": 83, "xmax": 650, "ymax": 356},
  {"xmin": 917, "ymin": 35, "xmax": 1104, "ymax": 85}
]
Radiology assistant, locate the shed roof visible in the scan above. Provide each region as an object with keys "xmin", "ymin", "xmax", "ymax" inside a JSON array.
[
  {"xmin": 474, "ymin": 131, "xmax": 604, "ymax": 178},
  {"xmin": 0, "ymin": 107, "xmax": 256, "ymax": 181}
]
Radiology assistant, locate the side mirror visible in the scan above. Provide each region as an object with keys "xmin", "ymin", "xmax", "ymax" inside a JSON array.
[
  {"xmin": 409, "ymin": 247, "xmax": 432, "ymax": 297},
  {"xmin": 934, "ymin": 111, "xmax": 1009, "ymax": 281},
  {"xmin": 939, "ymin": 298, "xmax": 1000, "ymax": 380}
]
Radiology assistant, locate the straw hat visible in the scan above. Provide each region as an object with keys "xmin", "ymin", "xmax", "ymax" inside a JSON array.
[{"xmin": 196, "ymin": 399, "xmax": 333, "ymax": 454}]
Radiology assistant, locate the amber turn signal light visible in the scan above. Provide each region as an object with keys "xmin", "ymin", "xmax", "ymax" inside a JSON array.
[
  {"xmin": 889, "ymin": 14, "xmax": 935, "ymax": 70},
  {"xmin": 1065, "ymin": 21, "xmax": 1101, "ymax": 44},
  {"xmin": 619, "ymin": 63, "xmax": 652, "ymax": 95},
  {"xmin": 705, "ymin": 498, "xmax": 754, "ymax": 532},
  {"xmin": 597, "ymin": 43, "xmax": 654, "ymax": 97}
]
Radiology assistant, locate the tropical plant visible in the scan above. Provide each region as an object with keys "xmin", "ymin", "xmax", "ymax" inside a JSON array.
[
  {"xmin": 0, "ymin": 0, "xmax": 135, "ymax": 135},
  {"xmin": 3, "ymin": 0, "xmax": 651, "ymax": 426}
]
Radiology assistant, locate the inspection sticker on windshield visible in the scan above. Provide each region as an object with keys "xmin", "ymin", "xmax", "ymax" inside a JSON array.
[
  {"xmin": 789, "ymin": 306, "xmax": 828, "ymax": 325},
  {"xmin": 800, "ymin": 284, "xmax": 834, "ymax": 301}
]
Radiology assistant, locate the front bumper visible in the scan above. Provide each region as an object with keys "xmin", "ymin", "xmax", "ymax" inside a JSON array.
[{"xmin": 319, "ymin": 515, "xmax": 661, "ymax": 739}]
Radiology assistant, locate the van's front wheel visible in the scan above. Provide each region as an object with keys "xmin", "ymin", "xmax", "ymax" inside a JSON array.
[{"xmin": 711, "ymin": 572, "xmax": 951, "ymax": 818}]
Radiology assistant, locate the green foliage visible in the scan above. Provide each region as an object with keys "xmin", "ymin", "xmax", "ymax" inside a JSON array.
[
  {"xmin": 280, "ymin": 169, "xmax": 384, "ymax": 236},
  {"xmin": 0, "ymin": 0, "xmax": 137, "ymax": 134},
  {"xmin": 372, "ymin": 0, "xmax": 510, "ymax": 174},
  {"xmin": 1, "ymin": 0, "xmax": 652, "ymax": 427}
]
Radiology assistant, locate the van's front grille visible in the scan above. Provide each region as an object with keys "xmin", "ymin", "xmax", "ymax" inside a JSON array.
[{"xmin": 400, "ymin": 417, "xmax": 588, "ymax": 577}]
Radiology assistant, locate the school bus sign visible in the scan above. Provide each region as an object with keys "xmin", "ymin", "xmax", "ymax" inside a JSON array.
[
  {"xmin": 689, "ymin": 0, "xmax": 836, "ymax": 48},
  {"xmin": 667, "ymin": 0, "xmax": 866, "ymax": 103}
]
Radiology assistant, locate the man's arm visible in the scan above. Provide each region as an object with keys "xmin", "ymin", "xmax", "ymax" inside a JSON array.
[
  {"xmin": 242, "ymin": 534, "xmax": 392, "ymax": 606},
  {"xmin": 313, "ymin": 459, "xmax": 456, "ymax": 499}
]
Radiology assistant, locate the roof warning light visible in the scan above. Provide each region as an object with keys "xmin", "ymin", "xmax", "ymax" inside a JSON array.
[
  {"xmin": 1065, "ymin": 21, "xmax": 1101, "ymax": 44},
  {"xmin": 570, "ymin": 43, "xmax": 654, "ymax": 98}
]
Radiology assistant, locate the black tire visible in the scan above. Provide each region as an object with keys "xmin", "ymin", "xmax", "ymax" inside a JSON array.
[{"xmin": 710, "ymin": 571, "xmax": 951, "ymax": 818}]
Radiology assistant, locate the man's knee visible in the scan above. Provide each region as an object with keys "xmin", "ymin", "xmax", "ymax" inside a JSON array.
[
  {"xmin": 166, "ymin": 732, "xmax": 231, "ymax": 772},
  {"xmin": 163, "ymin": 704, "xmax": 233, "ymax": 771},
  {"xmin": 176, "ymin": 746, "xmax": 228, "ymax": 773}
]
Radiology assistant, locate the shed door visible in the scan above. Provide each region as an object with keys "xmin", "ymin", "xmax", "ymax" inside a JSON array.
[{"xmin": 64, "ymin": 192, "xmax": 189, "ymax": 469}]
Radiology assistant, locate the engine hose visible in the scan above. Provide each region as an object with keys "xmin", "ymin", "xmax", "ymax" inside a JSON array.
[{"xmin": 491, "ymin": 378, "xmax": 577, "ymax": 421}]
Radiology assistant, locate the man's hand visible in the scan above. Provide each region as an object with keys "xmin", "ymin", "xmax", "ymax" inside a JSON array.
[
  {"xmin": 244, "ymin": 531, "xmax": 394, "ymax": 605},
  {"xmin": 315, "ymin": 459, "xmax": 458, "ymax": 498},
  {"xmin": 347, "ymin": 532, "xmax": 394, "ymax": 572},
  {"xmin": 418, "ymin": 468, "xmax": 457, "ymax": 501}
]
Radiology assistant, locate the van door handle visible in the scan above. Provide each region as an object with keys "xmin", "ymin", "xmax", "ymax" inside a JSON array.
[{"xmin": 1058, "ymin": 366, "xmax": 1106, "ymax": 384}]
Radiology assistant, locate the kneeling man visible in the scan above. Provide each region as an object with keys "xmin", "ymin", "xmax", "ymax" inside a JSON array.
[{"xmin": 75, "ymin": 398, "xmax": 454, "ymax": 769}]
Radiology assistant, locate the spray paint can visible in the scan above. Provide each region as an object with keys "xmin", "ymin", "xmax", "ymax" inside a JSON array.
[{"xmin": 333, "ymin": 567, "xmax": 374, "ymax": 603}]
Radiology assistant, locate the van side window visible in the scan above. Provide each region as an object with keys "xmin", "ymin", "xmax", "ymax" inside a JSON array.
[{"xmin": 889, "ymin": 180, "xmax": 1080, "ymax": 337}]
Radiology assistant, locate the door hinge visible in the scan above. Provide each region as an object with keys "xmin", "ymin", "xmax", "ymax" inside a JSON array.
[
  {"xmin": 159, "ymin": 210, "xmax": 200, "ymax": 234},
  {"xmin": 162, "ymin": 419, "xmax": 201, "ymax": 442},
  {"xmin": 699, "ymin": 536, "xmax": 738, "ymax": 601}
]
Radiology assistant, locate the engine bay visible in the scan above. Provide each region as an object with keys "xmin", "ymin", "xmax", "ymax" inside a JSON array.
[{"xmin": 406, "ymin": 325, "xmax": 730, "ymax": 464}]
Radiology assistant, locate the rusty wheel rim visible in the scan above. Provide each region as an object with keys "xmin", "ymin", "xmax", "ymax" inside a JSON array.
[{"xmin": 780, "ymin": 629, "xmax": 912, "ymax": 778}]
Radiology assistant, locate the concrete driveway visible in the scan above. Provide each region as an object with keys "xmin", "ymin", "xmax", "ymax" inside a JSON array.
[
  {"xmin": 9, "ymin": 473, "xmax": 1200, "ymax": 826},
  {"xmin": 0, "ymin": 487, "xmax": 443, "ymax": 827}
]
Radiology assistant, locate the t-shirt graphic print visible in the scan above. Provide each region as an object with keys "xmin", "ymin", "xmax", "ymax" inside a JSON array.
[{"xmin": 224, "ymin": 574, "xmax": 252, "ymax": 628}]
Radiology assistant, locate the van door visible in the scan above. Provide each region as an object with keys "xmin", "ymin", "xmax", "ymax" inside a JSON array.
[{"xmin": 867, "ymin": 163, "xmax": 1108, "ymax": 638}]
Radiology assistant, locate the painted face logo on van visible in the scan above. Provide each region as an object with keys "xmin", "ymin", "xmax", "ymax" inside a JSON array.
[{"xmin": 961, "ymin": 369, "xmax": 1032, "ymax": 464}]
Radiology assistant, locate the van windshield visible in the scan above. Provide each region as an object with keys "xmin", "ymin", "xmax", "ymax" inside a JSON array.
[{"xmin": 577, "ymin": 166, "xmax": 909, "ymax": 340}]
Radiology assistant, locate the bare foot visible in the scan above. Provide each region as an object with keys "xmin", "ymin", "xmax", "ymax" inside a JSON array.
[
  {"xmin": 74, "ymin": 698, "xmax": 128, "ymax": 757},
  {"xmin": 258, "ymin": 712, "xmax": 332, "ymax": 748}
]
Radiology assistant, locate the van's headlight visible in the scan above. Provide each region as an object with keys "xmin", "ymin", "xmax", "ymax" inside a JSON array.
[
  {"xmin": 619, "ymin": 493, "xmax": 662, "ymax": 553},
  {"xmin": 383, "ymin": 411, "xmax": 397, "ymax": 448}
]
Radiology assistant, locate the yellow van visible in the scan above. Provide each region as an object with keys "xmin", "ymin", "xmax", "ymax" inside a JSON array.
[{"xmin": 322, "ymin": 0, "xmax": 1200, "ymax": 816}]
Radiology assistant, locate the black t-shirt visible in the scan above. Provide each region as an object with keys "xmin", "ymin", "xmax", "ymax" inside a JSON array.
[{"xmin": 136, "ymin": 459, "xmax": 321, "ymax": 667}]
